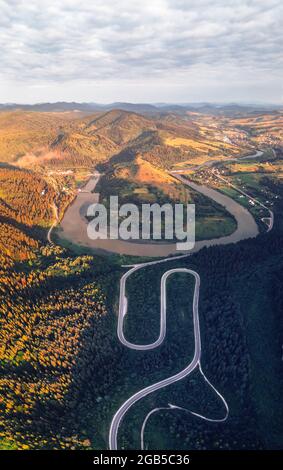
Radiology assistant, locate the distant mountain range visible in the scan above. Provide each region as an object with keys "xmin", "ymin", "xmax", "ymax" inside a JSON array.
[{"xmin": 0, "ymin": 101, "xmax": 282, "ymax": 115}]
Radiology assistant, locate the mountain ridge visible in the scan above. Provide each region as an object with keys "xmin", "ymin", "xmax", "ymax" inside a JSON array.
[{"xmin": 1, "ymin": 101, "xmax": 282, "ymax": 115}]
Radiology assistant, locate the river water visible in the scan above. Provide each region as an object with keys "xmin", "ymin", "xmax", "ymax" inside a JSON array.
[{"xmin": 58, "ymin": 164, "xmax": 259, "ymax": 257}]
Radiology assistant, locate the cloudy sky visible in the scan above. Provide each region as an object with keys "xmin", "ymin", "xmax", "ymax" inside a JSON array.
[{"xmin": 0, "ymin": 0, "xmax": 282, "ymax": 103}]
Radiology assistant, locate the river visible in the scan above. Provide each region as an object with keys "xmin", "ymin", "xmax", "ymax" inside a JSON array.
[{"xmin": 58, "ymin": 154, "xmax": 260, "ymax": 257}]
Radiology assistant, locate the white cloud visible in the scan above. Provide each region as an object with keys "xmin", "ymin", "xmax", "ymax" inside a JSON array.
[{"xmin": 0, "ymin": 0, "xmax": 282, "ymax": 102}]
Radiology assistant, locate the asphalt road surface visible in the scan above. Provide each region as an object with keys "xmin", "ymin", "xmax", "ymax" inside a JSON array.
[{"xmin": 109, "ymin": 267, "xmax": 229, "ymax": 450}]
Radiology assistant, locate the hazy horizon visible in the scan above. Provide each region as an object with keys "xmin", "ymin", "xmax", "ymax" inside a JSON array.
[{"xmin": 0, "ymin": 100, "xmax": 282, "ymax": 107}]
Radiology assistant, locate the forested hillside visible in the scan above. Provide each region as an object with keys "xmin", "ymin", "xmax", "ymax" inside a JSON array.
[
  {"xmin": 0, "ymin": 108, "xmax": 282, "ymax": 450},
  {"xmin": 0, "ymin": 108, "xmax": 256, "ymax": 170},
  {"xmin": 0, "ymin": 166, "xmax": 117, "ymax": 449},
  {"xmin": 87, "ymin": 194, "xmax": 283, "ymax": 450},
  {"xmin": 0, "ymin": 167, "xmax": 72, "ymax": 263}
]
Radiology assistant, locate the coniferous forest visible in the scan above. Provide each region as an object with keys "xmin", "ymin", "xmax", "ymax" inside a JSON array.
[{"xmin": 0, "ymin": 161, "xmax": 282, "ymax": 449}]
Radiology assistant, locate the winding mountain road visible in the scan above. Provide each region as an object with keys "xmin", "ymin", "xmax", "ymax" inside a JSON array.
[
  {"xmin": 108, "ymin": 148, "xmax": 275, "ymax": 450},
  {"xmin": 47, "ymin": 202, "xmax": 59, "ymax": 244},
  {"xmin": 109, "ymin": 267, "xmax": 228, "ymax": 450},
  {"xmin": 53, "ymin": 149, "xmax": 274, "ymax": 449},
  {"xmin": 140, "ymin": 359, "xmax": 229, "ymax": 450}
]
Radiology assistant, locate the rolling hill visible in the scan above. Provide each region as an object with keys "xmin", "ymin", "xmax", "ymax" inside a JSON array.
[
  {"xmin": 0, "ymin": 107, "xmax": 282, "ymax": 179},
  {"xmin": 0, "ymin": 104, "xmax": 282, "ymax": 450}
]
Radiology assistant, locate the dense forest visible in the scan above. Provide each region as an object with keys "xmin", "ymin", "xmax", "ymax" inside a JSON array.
[
  {"xmin": 0, "ymin": 167, "xmax": 118, "ymax": 449},
  {"xmin": 98, "ymin": 214, "xmax": 283, "ymax": 450},
  {"xmin": 0, "ymin": 120, "xmax": 283, "ymax": 449},
  {"xmin": 0, "ymin": 157, "xmax": 282, "ymax": 450}
]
